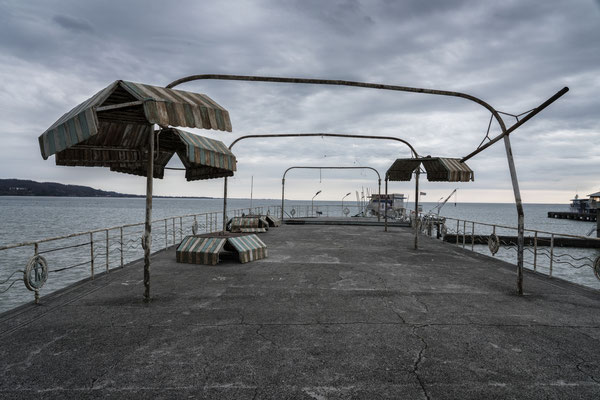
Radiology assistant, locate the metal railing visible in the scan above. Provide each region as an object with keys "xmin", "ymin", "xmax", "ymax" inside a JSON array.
[
  {"xmin": 424, "ymin": 216, "xmax": 600, "ymax": 287},
  {"xmin": 0, "ymin": 206, "xmax": 268, "ymax": 312}
]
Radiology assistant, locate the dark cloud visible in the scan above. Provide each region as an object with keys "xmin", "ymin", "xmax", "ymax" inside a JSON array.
[{"xmin": 52, "ymin": 14, "xmax": 93, "ymax": 33}]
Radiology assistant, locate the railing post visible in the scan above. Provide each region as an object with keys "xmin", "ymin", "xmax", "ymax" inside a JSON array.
[
  {"xmin": 462, "ymin": 220, "xmax": 466, "ymax": 248},
  {"xmin": 90, "ymin": 232, "xmax": 94, "ymax": 279},
  {"xmin": 533, "ymin": 231, "xmax": 538, "ymax": 271},
  {"xmin": 34, "ymin": 243, "xmax": 40, "ymax": 304},
  {"xmin": 549, "ymin": 234, "xmax": 554, "ymax": 278},
  {"xmin": 172, "ymin": 218, "xmax": 176, "ymax": 245},
  {"xmin": 206, "ymin": 214, "xmax": 209, "ymax": 233},
  {"xmin": 105, "ymin": 229, "xmax": 109, "ymax": 273},
  {"xmin": 456, "ymin": 220, "xmax": 460, "ymax": 245},
  {"xmin": 179, "ymin": 217, "xmax": 183, "ymax": 242},
  {"xmin": 471, "ymin": 222, "xmax": 475, "ymax": 251},
  {"xmin": 164, "ymin": 219, "xmax": 168, "ymax": 248},
  {"xmin": 120, "ymin": 227, "xmax": 124, "ymax": 268}
]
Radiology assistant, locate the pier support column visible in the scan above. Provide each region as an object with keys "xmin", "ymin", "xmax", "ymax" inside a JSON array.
[{"xmin": 503, "ymin": 135, "xmax": 524, "ymax": 295}]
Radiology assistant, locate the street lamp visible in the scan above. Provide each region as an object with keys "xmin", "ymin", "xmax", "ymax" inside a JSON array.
[
  {"xmin": 341, "ymin": 192, "xmax": 351, "ymax": 216},
  {"xmin": 312, "ymin": 190, "xmax": 322, "ymax": 217}
]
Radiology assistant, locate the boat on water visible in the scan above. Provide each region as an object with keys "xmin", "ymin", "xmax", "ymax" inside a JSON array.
[{"xmin": 364, "ymin": 193, "xmax": 408, "ymax": 219}]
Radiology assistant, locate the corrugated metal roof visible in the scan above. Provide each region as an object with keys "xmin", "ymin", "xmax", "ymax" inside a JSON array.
[
  {"xmin": 386, "ymin": 159, "xmax": 421, "ymax": 181},
  {"xmin": 421, "ymin": 157, "xmax": 474, "ymax": 182},
  {"xmin": 176, "ymin": 236, "xmax": 226, "ymax": 265},
  {"xmin": 225, "ymin": 234, "xmax": 268, "ymax": 263},
  {"xmin": 228, "ymin": 217, "xmax": 268, "ymax": 233},
  {"xmin": 386, "ymin": 157, "xmax": 474, "ymax": 182},
  {"xmin": 588, "ymin": 192, "xmax": 600, "ymax": 198},
  {"xmin": 54, "ymin": 127, "xmax": 236, "ymax": 181},
  {"xmin": 39, "ymin": 80, "xmax": 232, "ymax": 160}
]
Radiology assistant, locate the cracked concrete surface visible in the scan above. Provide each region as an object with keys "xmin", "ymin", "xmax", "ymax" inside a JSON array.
[{"xmin": 0, "ymin": 223, "xmax": 599, "ymax": 399}]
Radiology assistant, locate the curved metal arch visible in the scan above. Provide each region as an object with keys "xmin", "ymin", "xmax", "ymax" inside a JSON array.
[
  {"xmin": 280, "ymin": 166, "xmax": 382, "ymax": 222},
  {"xmin": 229, "ymin": 133, "xmax": 418, "ymax": 157},
  {"xmin": 168, "ymin": 74, "xmax": 570, "ymax": 295},
  {"xmin": 166, "ymin": 74, "xmax": 509, "ymax": 132},
  {"xmin": 222, "ymin": 132, "xmax": 418, "ymax": 232}
]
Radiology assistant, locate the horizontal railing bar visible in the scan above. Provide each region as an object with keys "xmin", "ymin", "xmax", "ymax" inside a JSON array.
[
  {"xmin": 442, "ymin": 217, "xmax": 600, "ymax": 241},
  {"xmin": 0, "ymin": 207, "xmax": 249, "ymax": 251}
]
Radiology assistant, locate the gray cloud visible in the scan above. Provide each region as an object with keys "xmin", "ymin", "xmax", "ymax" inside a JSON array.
[{"xmin": 0, "ymin": 0, "xmax": 598, "ymax": 202}]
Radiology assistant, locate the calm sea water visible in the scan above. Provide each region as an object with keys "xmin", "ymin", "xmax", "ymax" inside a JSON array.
[{"xmin": 0, "ymin": 197, "xmax": 598, "ymax": 313}]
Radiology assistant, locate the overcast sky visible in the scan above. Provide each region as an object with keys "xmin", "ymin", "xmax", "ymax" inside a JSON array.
[{"xmin": 0, "ymin": 0, "xmax": 598, "ymax": 202}]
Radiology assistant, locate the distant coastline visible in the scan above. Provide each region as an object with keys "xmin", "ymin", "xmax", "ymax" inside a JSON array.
[{"xmin": 0, "ymin": 179, "xmax": 213, "ymax": 199}]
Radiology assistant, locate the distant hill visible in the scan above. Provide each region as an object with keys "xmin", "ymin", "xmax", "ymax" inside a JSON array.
[{"xmin": 0, "ymin": 179, "xmax": 141, "ymax": 197}]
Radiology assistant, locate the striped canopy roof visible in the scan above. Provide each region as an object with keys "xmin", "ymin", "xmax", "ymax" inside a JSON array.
[
  {"xmin": 55, "ymin": 127, "xmax": 236, "ymax": 181},
  {"xmin": 387, "ymin": 159, "xmax": 421, "ymax": 181},
  {"xmin": 387, "ymin": 157, "xmax": 474, "ymax": 182},
  {"xmin": 39, "ymin": 80, "xmax": 232, "ymax": 160}
]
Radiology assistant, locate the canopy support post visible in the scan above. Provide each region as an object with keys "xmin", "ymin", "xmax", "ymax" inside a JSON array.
[
  {"xmin": 223, "ymin": 177, "xmax": 228, "ymax": 233},
  {"xmin": 281, "ymin": 178, "xmax": 286, "ymax": 221},
  {"xmin": 503, "ymin": 135, "xmax": 524, "ymax": 295},
  {"xmin": 143, "ymin": 125, "xmax": 154, "ymax": 302},
  {"xmin": 384, "ymin": 176, "xmax": 388, "ymax": 232},
  {"xmin": 414, "ymin": 168, "xmax": 420, "ymax": 250},
  {"xmin": 377, "ymin": 178, "xmax": 381, "ymax": 222}
]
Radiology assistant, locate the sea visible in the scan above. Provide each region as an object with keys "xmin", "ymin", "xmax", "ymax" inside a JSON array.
[{"xmin": 0, "ymin": 196, "xmax": 598, "ymax": 313}]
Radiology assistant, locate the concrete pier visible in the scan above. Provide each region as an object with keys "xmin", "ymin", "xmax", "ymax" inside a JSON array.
[{"xmin": 1, "ymin": 224, "xmax": 599, "ymax": 399}]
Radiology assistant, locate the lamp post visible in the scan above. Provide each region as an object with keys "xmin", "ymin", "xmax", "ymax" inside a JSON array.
[
  {"xmin": 341, "ymin": 192, "xmax": 351, "ymax": 216},
  {"xmin": 312, "ymin": 190, "xmax": 322, "ymax": 217}
]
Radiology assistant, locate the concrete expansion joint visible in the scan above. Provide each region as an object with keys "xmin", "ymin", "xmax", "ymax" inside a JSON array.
[{"xmin": 411, "ymin": 325, "xmax": 430, "ymax": 400}]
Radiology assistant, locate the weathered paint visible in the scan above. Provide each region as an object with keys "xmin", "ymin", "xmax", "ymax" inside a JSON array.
[
  {"xmin": 176, "ymin": 236, "xmax": 227, "ymax": 265},
  {"xmin": 39, "ymin": 80, "xmax": 232, "ymax": 160},
  {"xmin": 226, "ymin": 234, "xmax": 268, "ymax": 263}
]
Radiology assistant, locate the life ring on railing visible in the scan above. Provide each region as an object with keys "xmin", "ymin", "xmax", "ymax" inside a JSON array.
[
  {"xmin": 290, "ymin": 208, "xmax": 296, "ymax": 217},
  {"xmin": 343, "ymin": 207, "xmax": 350, "ymax": 216},
  {"xmin": 594, "ymin": 256, "xmax": 600, "ymax": 281},
  {"xmin": 192, "ymin": 221, "xmax": 198, "ymax": 235},
  {"xmin": 441, "ymin": 224, "xmax": 447, "ymax": 237},
  {"xmin": 24, "ymin": 255, "xmax": 48, "ymax": 291},
  {"xmin": 488, "ymin": 234, "xmax": 500, "ymax": 255}
]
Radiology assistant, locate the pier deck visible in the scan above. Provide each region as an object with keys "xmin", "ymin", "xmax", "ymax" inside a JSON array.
[{"xmin": 1, "ymin": 224, "xmax": 599, "ymax": 399}]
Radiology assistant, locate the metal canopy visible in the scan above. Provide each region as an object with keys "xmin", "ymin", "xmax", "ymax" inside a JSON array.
[
  {"xmin": 387, "ymin": 159, "xmax": 421, "ymax": 181},
  {"xmin": 421, "ymin": 157, "xmax": 473, "ymax": 182},
  {"xmin": 39, "ymin": 80, "xmax": 234, "ymax": 302},
  {"xmin": 39, "ymin": 80, "xmax": 232, "ymax": 160},
  {"xmin": 387, "ymin": 157, "xmax": 473, "ymax": 182},
  {"xmin": 54, "ymin": 128, "xmax": 236, "ymax": 181}
]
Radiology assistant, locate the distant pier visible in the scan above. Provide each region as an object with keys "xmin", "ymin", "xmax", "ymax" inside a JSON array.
[{"xmin": 547, "ymin": 211, "xmax": 597, "ymax": 222}]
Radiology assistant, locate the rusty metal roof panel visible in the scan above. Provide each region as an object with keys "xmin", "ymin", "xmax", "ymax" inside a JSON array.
[
  {"xmin": 386, "ymin": 159, "xmax": 421, "ymax": 181},
  {"xmin": 39, "ymin": 80, "xmax": 232, "ymax": 160},
  {"xmin": 225, "ymin": 234, "xmax": 268, "ymax": 263},
  {"xmin": 422, "ymin": 157, "xmax": 474, "ymax": 182},
  {"xmin": 52, "ymin": 127, "xmax": 236, "ymax": 181},
  {"xmin": 176, "ymin": 236, "xmax": 226, "ymax": 265}
]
